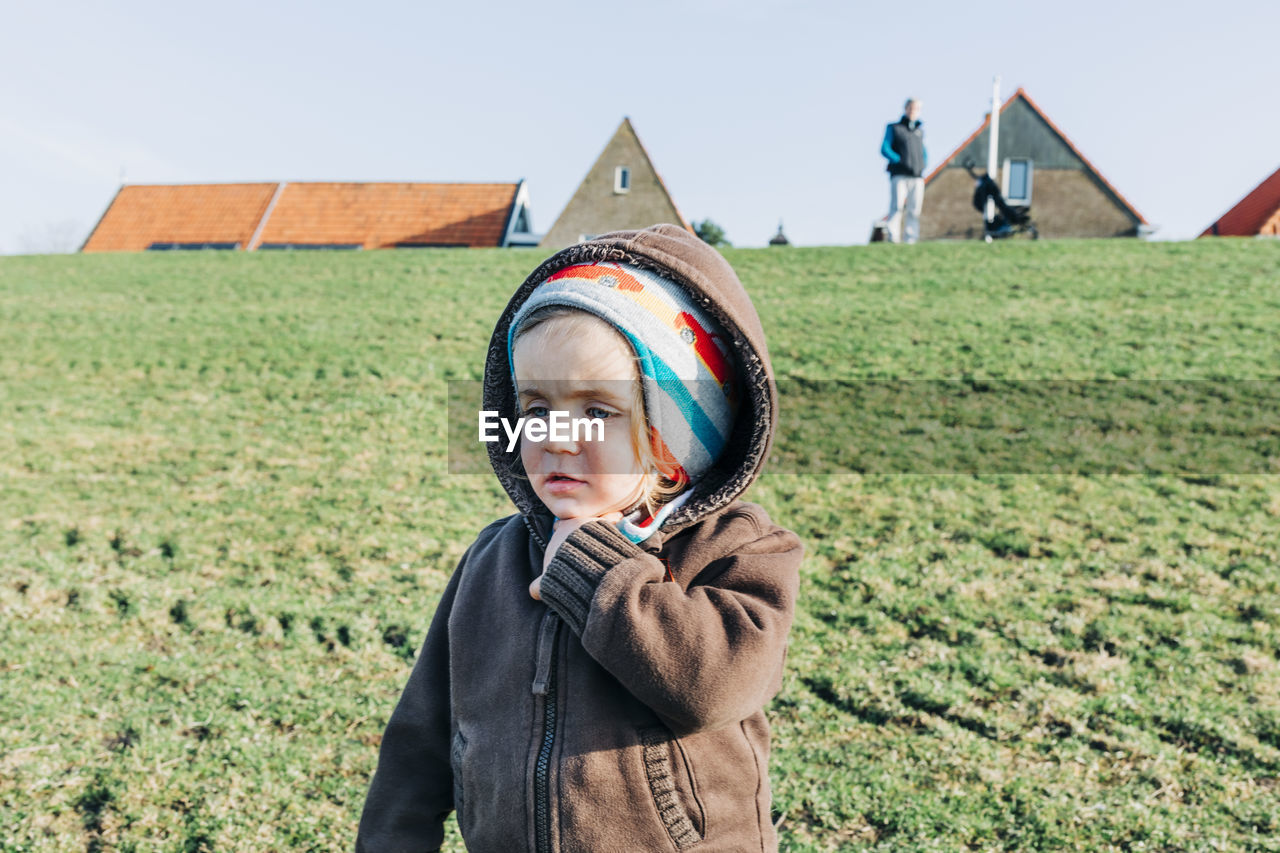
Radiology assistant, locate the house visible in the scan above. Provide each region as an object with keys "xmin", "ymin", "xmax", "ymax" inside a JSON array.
[
  {"xmin": 922, "ymin": 89, "xmax": 1147, "ymax": 240},
  {"xmin": 540, "ymin": 118, "xmax": 689, "ymax": 249},
  {"xmin": 81, "ymin": 180, "xmax": 537, "ymax": 252},
  {"xmin": 1200, "ymin": 165, "xmax": 1280, "ymax": 237}
]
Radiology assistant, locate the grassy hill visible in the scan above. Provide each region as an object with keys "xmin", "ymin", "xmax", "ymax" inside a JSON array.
[{"xmin": 2, "ymin": 239, "xmax": 1278, "ymax": 851}]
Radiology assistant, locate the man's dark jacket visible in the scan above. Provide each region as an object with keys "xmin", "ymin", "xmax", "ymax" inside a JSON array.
[{"xmin": 883, "ymin": 116, "xmax": 926, "ymax": 177}]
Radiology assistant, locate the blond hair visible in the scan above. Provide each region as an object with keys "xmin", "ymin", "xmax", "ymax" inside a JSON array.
[{"xmin": 512, "ymin": 305, "xmax": 685, "ymax": 518}]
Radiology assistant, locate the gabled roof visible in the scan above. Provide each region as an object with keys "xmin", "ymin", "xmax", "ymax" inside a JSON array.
[
  {"xmin": 540, "ymin": 118, "xmax": 689, "ymax": 249},
  {"xmin": 82, "ymin": 181, "xmax": 528, "ymax": 251},
  {"xmin": 81, "ymin": 183, "xmax": 279, "ymax": 252},
  {"xmin": 925, "ymin": 88, "xmax": 1146, "ymax": 225},
  {"xmin": 1200, "ymin": 165, "xmax": 1280, "ymax": 237},
  {"xmin": 253, "ymin": 182, "xmax": 520, "ymax": 248}
]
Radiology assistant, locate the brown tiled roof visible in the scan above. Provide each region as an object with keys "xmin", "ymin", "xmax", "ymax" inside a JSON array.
[
  {"xmin": 1200, "ymin": 165, "xmax": 1280, "ymax": 237},
  {"xmin": 255, "ymin": 182, "xmax": 519, "ymax": 248},
  {"xmin": 82, "ymin": 183, "xmax": 279, "ymax": 252},
  {"xmin": 82, "ymin": 181, "xmax": 521, "ymax": 252}
]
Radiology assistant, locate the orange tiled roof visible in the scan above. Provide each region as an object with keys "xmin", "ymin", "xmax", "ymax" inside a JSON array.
[
  {"xmin": 255, "ymin": 182, "xmax": 518, "ymax": 248},
  {"xmin": 82, "ymin": 181, "xmax": 522, "ymax": 252},
  {"xmin": 82, "ymin": 183, "xmax": 279, "ymax": 252},
  {"xmin": 1201, "ymin": 165, "xmax": 1280, "ymax": 237}
]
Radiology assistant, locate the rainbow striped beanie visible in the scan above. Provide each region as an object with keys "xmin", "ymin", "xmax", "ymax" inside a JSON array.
[{"xmin": 507, "ymin": 261, "xmax": 739, "ymax": 490}]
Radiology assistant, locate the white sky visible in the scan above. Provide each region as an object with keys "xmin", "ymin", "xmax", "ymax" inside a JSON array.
[{"xmin": 3, "ymin": 0, "xmax": 1277, "ymax": 252}]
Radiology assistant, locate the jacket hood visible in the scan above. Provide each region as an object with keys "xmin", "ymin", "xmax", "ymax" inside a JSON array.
[{"xmin": 482, "ymin": 224, "xmax": 778, "ymax": 545}]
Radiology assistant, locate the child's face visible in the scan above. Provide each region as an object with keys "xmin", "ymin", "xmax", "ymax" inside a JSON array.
[{"xmin": 512, "ymin": 314, "xmax": 647, "ymax": 521}]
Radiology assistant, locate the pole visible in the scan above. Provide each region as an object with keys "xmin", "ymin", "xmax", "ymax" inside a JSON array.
[{"xmin": 985, "ymin": 75, "xmax": 1001, "ymax": 225}]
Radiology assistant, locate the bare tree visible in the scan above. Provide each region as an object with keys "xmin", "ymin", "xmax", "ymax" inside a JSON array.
[{"xmin": 17, "ymin": 220, "xmax": 86, "ymax": 254}]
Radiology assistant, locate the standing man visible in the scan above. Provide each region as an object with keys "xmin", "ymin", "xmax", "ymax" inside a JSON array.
[{"xmin": 881, "ymin": 98, "xmax": 927, "ymax": 244}]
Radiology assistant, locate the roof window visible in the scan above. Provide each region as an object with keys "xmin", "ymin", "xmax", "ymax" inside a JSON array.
[
  {"xmin": 257, "ymin": 243, "xmax": 362, "ymax": 251},
  {"xmin": 147, "ymin": 241, "xmax": 239, "ymax": 251},
  {"xmin": 1003, "ymin": 158, "xmax": 1034, "ymax": 205}
]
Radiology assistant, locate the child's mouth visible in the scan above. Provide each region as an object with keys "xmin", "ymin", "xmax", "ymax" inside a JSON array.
[{"xmin": 545, "ymin": 474, "xmax": 586, "ymax": 494}]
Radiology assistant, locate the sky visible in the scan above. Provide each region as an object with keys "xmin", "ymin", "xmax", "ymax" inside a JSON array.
[{"xmin": 3, "ymin": 0, "xmax": 1278, "ymax": 253}]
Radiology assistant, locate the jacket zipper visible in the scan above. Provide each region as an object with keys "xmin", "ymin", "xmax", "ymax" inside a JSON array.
[{"xmin": 532, "ymin": 612, "xmax": 561, "ymax": 853}]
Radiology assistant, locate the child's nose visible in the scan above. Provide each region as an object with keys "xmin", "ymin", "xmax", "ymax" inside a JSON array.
[{"xmin": 544, "ymin": 432, "xmax": 581, "ymax": 454}]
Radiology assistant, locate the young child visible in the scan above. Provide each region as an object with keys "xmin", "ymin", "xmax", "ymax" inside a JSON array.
[{"xmin": 357, "ymin": 224, "xmax": 803, "ymax": 852}]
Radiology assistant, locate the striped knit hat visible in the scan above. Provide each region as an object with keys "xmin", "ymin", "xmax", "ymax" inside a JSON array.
[{"xmin": 507, "ymin": 261, "xmax": 739, "ymax": 489}]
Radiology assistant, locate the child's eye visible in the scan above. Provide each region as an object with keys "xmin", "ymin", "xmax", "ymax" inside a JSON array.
[
  {"xmin": 523, "ymin": 405, "xmax": 549, "ymax": 419},
  {"xmin": 586, "ymin": 406, "xmax": 616, "ymax": 420}
]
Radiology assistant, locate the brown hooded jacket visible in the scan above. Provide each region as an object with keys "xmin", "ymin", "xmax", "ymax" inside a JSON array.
[{"xmin": 356, "ymin": 224, "xmax": 803, "ymax": 852}]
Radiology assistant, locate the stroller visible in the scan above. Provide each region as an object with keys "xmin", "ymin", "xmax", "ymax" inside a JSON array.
[{"xmin": 964, "ymin": 161, "xmax": 1038, "ymax": 241}]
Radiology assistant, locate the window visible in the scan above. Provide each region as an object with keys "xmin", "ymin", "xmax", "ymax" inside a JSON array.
[
  {"xmin": 513, "ymin": 205, "xmax": 531, "ymax": 234},
  {"xmin": 147, "ymin": 241, "xmax": 239, "ymax": 251},
  {"xmin": 614, "ymin": 166, "xmax": 630, "ymax": 194},
  {"xmin": 1003, "ymin": 158, "xmax": 1033, "ymax": 205},
  {"xmin": 257, "ymin": 243, "xmax": 362, "ymax": 251}
]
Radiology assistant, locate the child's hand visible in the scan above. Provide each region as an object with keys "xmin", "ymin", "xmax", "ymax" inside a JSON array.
[{"xmin": 529, "ymin": 512, "xmax": 624, "ymax": 601}]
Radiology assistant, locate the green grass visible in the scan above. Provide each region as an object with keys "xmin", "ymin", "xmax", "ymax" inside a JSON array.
[{"xmin": 2, "ymin": 240, "xmax": 1278, "ymax": 851}]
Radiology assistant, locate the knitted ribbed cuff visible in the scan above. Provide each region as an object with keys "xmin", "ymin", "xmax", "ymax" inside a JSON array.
[{"xmin": 539, "ymin": 521, "xmax": 646, "ymax": 636}]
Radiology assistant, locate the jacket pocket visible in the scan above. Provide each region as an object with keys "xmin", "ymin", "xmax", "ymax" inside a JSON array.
[
  {"xmin": 450, "ymin": 730, "xmax": 468, "ymax": 832},
  {"xmin": 638, "ymin": 726, "xmax": 705, "ymax": 849}
]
